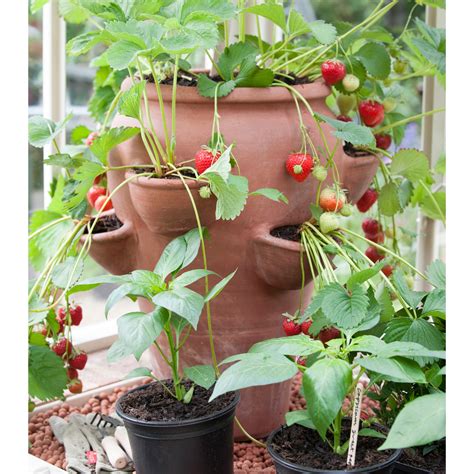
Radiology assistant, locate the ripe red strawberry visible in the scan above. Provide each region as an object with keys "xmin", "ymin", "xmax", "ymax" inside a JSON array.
[
  {"xmin": 285, "ymin": 153, "xmax": 313, "ymax": 182},
  {"xmin": 375, "ymin": 134, "xmax": 392, "ymax": 150},
  {"xmin": 93, "ymin": 174, "xmax": 105, "ymax": 185},
  {"xmin": 336, "ymin": 115, "xmax": 352, "ymax": 122},
  {"xmin": 319, "ymin": 188, "xmax": 346, "ymax": 212},
  {"xmin": 94, "ymin": 195, "xmax": 113, "ymax": 212},
  {"xmin": 295, "ymin": 356, "xmax": 306, "ymax": 367},
  {"xmin": 53, "ymin": 339, "xmax": 73, "ymax": 358},
  {"xmin": 56, "ymin": 307, "xmax": 66, "ymax": 324},
  {"xmin": 69, "ymin": 305, "xmax": 83, "ymax": 326},
  {"xmin": 301, "ymin": 320, "xmax": 312, "ymax": 335},
  {"xmin": 365, "ymin": 246, "xmax": 384, "ymax": 263},
  {"xmin": 362, "ymin": 218, "xmax": 380, "ymax": 235},
  {"xmin": 69, "ymin": 380, "xmax": 83, "ymax": 394},
  {"xmin": 69, "ymin": 352, "xmax": 88, "ymax": 370},
  {"xmin": 85, "ymin": 132, "xmax": 99, "ymax": 147},
  {"xmin": 67, "ymin": 367, "xmax": 79, "ymax": 380},
  {"xmin": 87, "ymin": 186, "xmax": 106, "ymax": 207},
  {"xmin": 356, "ymin": 188, "xmax": 378, "ymax": 212},
  {"xmin": 283, "ymin": 318, "xmax": 301, "ymax": 336},
  {"xmin": 382, "ymin": 265, "xmax": 393, "ymax": 277},
  {"xmin": 195, "ymin": 149, "xmax": 221, "ymax": 174},
  {"xmin": 359, "ymin": 100, "xmax": 385, "ymax": 127},
  {"xmin": 318, "ymin": 327, "xmax": 341, "ymax": 345},
  {"xmin": 366, "ymin": 231, "xmax": 385, "ymax": 244},
  {"xmin": 321, "ymin": 60, "xmax": 346, "ymax": 85}
]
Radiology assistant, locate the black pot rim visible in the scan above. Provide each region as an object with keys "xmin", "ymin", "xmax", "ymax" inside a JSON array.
[
  {"xmin": 266, "ymin": 424, "xmax": 402, "ymax": 473},
  {"xmin": 115, "ymin": 381, "xmax": 240, "ymax": 428}
]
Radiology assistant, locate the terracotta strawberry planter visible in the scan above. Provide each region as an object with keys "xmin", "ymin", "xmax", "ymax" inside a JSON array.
[
  {"xmin": 86, "ymin": 78, "xmax": 379, "ymax": 438},
  {"xmin": 80, "ymin": 210, "xmax": 137, "ymax": 275},
  {"xmin": 125, "ymin": 171, "xmax": 216, "ymax": 235}
]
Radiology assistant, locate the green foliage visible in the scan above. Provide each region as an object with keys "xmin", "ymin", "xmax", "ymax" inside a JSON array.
[
  {"xmin": 28, "ymin": 114, "xmax": 72, "ymax": 148},
  {"xmin": 29, "ymin": 345, "xmax": 68, "ymax": 401},
  {"xmin": 356, "ymin": 42, "xmax": 391, "ymax": 79},
  {"xmin": 249, "ymin": 335, "xmax": 324, "ymax": 357},
  {"xmin": 378, "ymin": 182, "xmax": 402, "ymax": 217},
  {"xmin": 390, "ymin": 149, "xmax": 430, "ymax": 182},
  {"xmin": 184, "ymin": 365, "xmax": 216, "ymax": 389},
  {"xmin": 250, "ymin": 188, "xmax": 288, "ymax": 204}
]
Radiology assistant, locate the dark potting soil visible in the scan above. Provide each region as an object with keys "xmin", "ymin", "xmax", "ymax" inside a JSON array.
[
  {"xmin": 146, "ymin": 72, "xmax": 313, "ymax": 87},
  {"xmin": 85, "ymin": 214, "xmax": 123, "ymax": 234},
  {"xmin": 270, "ymin": 225, "xmax": 302, "ymax": 242},
  {"xmin": 270, "ymin": 422, "xmax": 396, "ymax": 471},
  {"xmin": 132, "ymin": 167, "xmax": 197, "ymax": 180},
  {"xmin": 119, "ymin": 380, "xmax": 236, "ymax": 422},
  {"xmin": 344, "ymin": 142, "xmax": 372, "ymax": 158},
  {"xmin": 398, "ymin": 441, "xmax": 446, "ymax": 474}
]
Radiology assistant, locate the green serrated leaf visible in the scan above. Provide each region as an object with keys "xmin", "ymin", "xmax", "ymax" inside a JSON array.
[
  {"xmin": 309, "ymin": 20, "xmax": 337, "ymax": 44},
  {"xmin": 51, "ymin": 257, "xmax": 84, "ymax": 289},
  {"xmin": 356, "ymin": 42, "xmax": 391, "ymax": 79},
  {"xmin": 28, "ymin": 114, "xmax": 72, "ymax": 148},
  {"xmin": 245, "ymin": 3, "xmax": 287, "ymax": 31},
  {"xmin": 197, "ymin": 75, "xmax": 236, "ymax": 98},
  {"xmin": 89, "ymin": 126, "xmax": 140, "ymax": 164},
  {"xmin": 379, "ymin": 182, "xmax": 402, "ymax": 217},
  {"xmin": 207, "ymin": 174, "xmax": 248, "ymax": 221},
  {"xmin": 119, "ymin": 81, "xmax": 145, "ymax": 120},
  {"xmin": 250, "ymin": 335, "xmax": 324, "ymax": 357},
  {"xmin": 391, "ymin": 149, "xmax": 430, "ymax": 182},
  {"xmin": 426, "ymin": 260, "xmax": 445, "ymax": 290}
]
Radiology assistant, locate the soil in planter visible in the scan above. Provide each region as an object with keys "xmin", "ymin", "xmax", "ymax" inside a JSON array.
[
  {"xmin": 84, "ymin": 214, "xmax": 123, "ymax": 234},
  {"xmin": 132, "ymin": 167, "xmax": 197, "ymax": 180},
  {"xmin": 344, "ymin": 141, "xmax": 373, "ymax": 158},
  {"xmin": 119, "ymin": 380, "xmax": 236, "ymax": 422},
  {"xmin": 270, "ymin": 225, "xmax": 302, "ymax": 242},
  {"xmin": 398, "ymin": 441, "xmax": 446, "ymax": 474},
  {"xmin": 270, "ymin": 421, "xmax": 395, "ymax": 471}
]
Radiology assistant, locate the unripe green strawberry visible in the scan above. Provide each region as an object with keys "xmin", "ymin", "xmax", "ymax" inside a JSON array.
[
  {"xmin": 383, "ymin": 97, "xmax": 397, "ymax": 113},
  {"xmin": 199, "ymin": 186, "xmax": 211, "ymax": 199},
  {"xmin": 404, "ymin": 274, "xmax": 415, "ymax": 289},
  {"xmin": 319, "ymin": 212, "xmax": 339, "ymax": 234},
  {"xmin": 342, "ymin": 74, "xmax": 360, "ymax": 92},
  {"xmin": 337, "ymin": 94, "xmax": 356, "ymax": 115},
  {"xmin": 340, "ymin": 204, "xmax": 353, "ymax": 217},
  {"xmin": 393, "ymin": 59, "xmax": 407, "ymax": 74},
  {"xmin": 312, "ymin": 165, "xmax": 327, "ymax": 182}
]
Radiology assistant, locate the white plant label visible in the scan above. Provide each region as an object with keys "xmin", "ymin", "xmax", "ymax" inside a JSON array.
[{"xmin": 346, "ymin": 383, "xmax": 364, "ymax": 467}]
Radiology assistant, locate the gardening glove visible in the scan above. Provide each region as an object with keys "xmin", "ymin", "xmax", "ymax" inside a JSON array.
[{"xmin": 49, "ymin": 416, "xmax": 92, "ymax": 474}]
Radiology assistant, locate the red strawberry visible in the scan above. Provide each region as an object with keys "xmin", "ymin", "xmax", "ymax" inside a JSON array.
[
  {"xmin": 40, "ymin": 327, "xmax": 49, "ymax": 337},
  {"xmin": 93, "ymin": 174, "xmax": 105, "ymax": 185},
  {"xmin": 67, "ymin": 367, "xmax": 79, "ymax": 380},
  {"xmin": 295, "ymin": 356, "xmax": 306, "ymax": 367},
  {"xmin": 94, "ymin": 195, "xmax": 113, "ymax": 212},
  {"xmin": 319, "ymin": 188, "xmax": 346, "ymax": 212},
  {"xmin": 85, "ymin": 132, "xmax": 99, "ymax": 147},
  {"xmin": 285, "ymin": 153, "xmax": 313, "ymax": 182},
  {"xmin": 356, "ymin": 188, "xmax": 378, "ymax": 212},
  {"xmin": 375, "ymin": 134, "xmax": 392, "ymax": 150},
  {"xmin": 69, "ymin": 352, "xmax": 88, "ymax": 370},
  {"xmin": 69, "ymin": 380, "xmax": 83, "ymax": 394},
  {"xmin": 56, "ymin": 307, "xmax": 66, "ymax": 324},
  {"xmin": 362, "ymin": 218, "xmax": 380, "ymax": 235},
  {"xmin": 53, "ymin": 339, "xmax": 73, "ymax": 358},
  {"xmin": 382, "ymin": 265, "xmax": 393, "ymax": 277},
  {"xmin": 366, "ymin": 246, "xmax": 384, "ymax": 263},
  {"xmin": 359, "ymin": 100, "xmax": 385, "ymax": 127},
  {"xmin": 283, "ymin": 318, "xmax": 301, "ymax": 336},
  {"xmin": 301, "ymin": 320, "xmax": 312, "ymax": 335},
  {"xmin": 337, "ymin": 115, "xmax": 352, "ymax": 122},
  {"xmin": 69, "ymin": 305, "xmax": 83, "ymax": 326},
  {"xmin": 366, "ymin": 231, "xmax": 385, "ymax": 244},
  {"xmin": 318, "ymin": 327, "xmax": 341, "ymax": 345},
  {"xmin": 321, "ymin": 60, "xmax": 346, "ymax": 85},
  {"xmin": 195, "ymin": 150, "xmax": 221, "ymax": 174},
  {"xmin": 87, "ymin": 186, "xmax": 106, "ymax": 207}
]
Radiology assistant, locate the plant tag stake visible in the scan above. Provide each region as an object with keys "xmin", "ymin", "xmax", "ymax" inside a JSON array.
[{"xmin": 346, "ymin": 383, "xmax": 364, "ymax": 467}]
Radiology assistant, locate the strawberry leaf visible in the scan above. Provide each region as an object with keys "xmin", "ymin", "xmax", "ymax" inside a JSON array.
[
  {"xmin": 356, "ymin": 42, "xmax": 391, "ymax": 79},
  {"xmin": 390, "ymin": 149, "xmax": 430, "ymax": 182},
  {"xmin": 197, "ymin": 75, "xmax": 236, "ymax": 98},
  {"xmin": 308, "ymin": 20, "xmax": 337, "ymax": 44},
  {"xmin": 379, "ymin": 182, "xmax": 402, "ymax": 217},
  {"xmin": 28, "ymin": 113, "xmax": 72, "ymax": 148},
  {"xmin": 245, "ymin": 3, "xmax": 287, "ymax": 31}
]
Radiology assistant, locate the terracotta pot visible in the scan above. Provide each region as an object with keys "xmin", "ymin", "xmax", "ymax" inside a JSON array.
[
  {"xmin": 251, "ymin": 224, "xmax": 312, "ymax": 290},
  {"xmin": 80, "ymin": 210, "xmax": 137, "ymax": 275},
  {"xmin": 92, "ymin": 78, "xmax": 379, "ymax": 438},
  {"xmin": 126, "ymin": 171, "xmax": 216, "ymax": 235}
]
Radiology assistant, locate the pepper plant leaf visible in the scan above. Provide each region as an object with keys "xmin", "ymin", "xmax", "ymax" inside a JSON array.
[
  {"xmin": 250, "ymin": 335, "xmax": 324, "ymax": 357},
  {"xmin": 184, "ymin": 365, "xmax": 216, "ymax": 390},
  {"xmin": 355, "ymin": 356, "xmax": 426, "ymax": 383}
]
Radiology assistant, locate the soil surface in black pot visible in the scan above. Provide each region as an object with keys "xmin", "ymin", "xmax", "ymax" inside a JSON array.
[
  {"xmin": 344, "ymin": 142, "xmax": 373, "ymax": 158},
  {"xmin": 132, "ymin": 167, "xmax": 197, "ymax": 180},
  {"xmin": 270, "ymin": 225, "xmax": 302, "ymax": 242},
  {"xmin": 119, "ymin": 380, "xmax": 236, "ymax": 422},
  {"xmin": 270, "ymin": 421, "xmax": 395, "ymax": 470},
  {"xmin": 399, "ymin": 441, "xmax": 445, "ymax": 474},
  {"xmin": 85, "ymin": 214, "xmax": 123, "ymax": 234}
]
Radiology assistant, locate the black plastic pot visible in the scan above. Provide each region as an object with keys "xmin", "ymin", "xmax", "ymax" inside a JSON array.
[
  {"xmin": 392, "ymin": 462, "xmax": 432, "ymax": 474},
  {"xmin": 267, "ymin": 425, "xmax": 402, "ymax": 474},
  {"xmin": 116, "ymin": 383, "xmax": 239, "ymax": 474}
]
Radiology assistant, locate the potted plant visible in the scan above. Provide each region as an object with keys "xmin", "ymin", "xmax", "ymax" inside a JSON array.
[
  {"xmin": 67, "ymin": 228, "xmax": 238, "ymax": 473},
  {"xmin": 29, "ymin": 0, "xmax": 445, "ymax": 437}
]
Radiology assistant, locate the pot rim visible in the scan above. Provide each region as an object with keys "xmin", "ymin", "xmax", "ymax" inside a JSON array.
[
  {"xmin": 121, "ymin": 75, "xmax": 330, "ymax": 104},
  {"xmin": 79, "ymin": 210, "xmax": 133, "ymax": 243},
  {"xmin": 253, "ymin": 223, "xmax": 305, "ymax": 254},
  {"xmin": 125, "ymin": 170, "xmax": 205, "ymax": 190},
  {"xmin": 115, "ymin": 382, "xmax": 240, "ymax": 428},
  {"xmin": 266, "ymin": 424, "xmax": 402, "ymax": 473}
]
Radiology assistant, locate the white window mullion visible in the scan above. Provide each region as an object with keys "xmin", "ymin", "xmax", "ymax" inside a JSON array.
[{"xmin": 42, "ymin": 0, "xmax": 66, "ymax": 207}]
